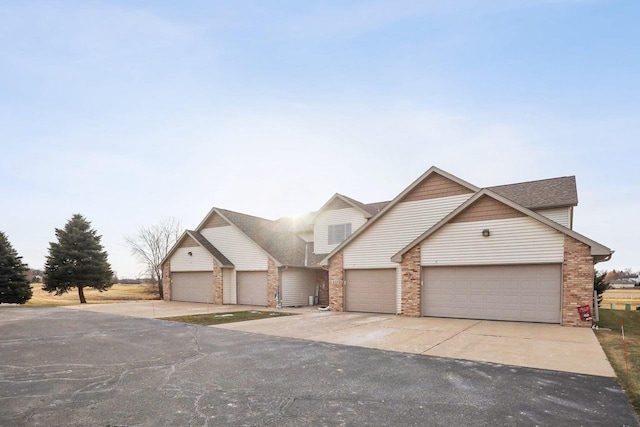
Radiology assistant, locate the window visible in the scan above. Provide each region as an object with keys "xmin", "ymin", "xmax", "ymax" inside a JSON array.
[{"xmin": 328, "ymin": 223, "xmax": 352, "ymax": 245}]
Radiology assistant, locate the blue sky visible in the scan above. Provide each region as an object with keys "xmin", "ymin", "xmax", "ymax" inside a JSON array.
[{"xmin": 1, "ymin": 0, "xmax": 638, "ymax": 277}]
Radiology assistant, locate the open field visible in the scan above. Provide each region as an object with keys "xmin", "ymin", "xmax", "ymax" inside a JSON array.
[
  {"xmin": 25, "ymin": 284, "xmax": 159, "ymax": 307},
  {"xmin": 595, "ymin": 309, "xmax": 640, "ymax": 415},
  {"xmin": 602, "ymin": 288, "xmax": 640, "ymax": 310}
]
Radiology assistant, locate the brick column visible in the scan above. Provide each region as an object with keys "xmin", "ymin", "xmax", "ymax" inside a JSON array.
[
  {"xmin": 329, "ymin": 252, "xmax": 344, "ymax": 311},
  {"xmin": 267, "ymin": 259, "xmax": 279, "ymax": 308},
  {"xmin": 162, "ymin": 262, "xmax": 171, "ymax": 301},
  {"xmin": 316, "ymin": 269, "xmax": 329, "ymax": 306},
  {"xmin": 562, "ymin": 235, "xmax": 594, "ymax": 327},
  {"xmin": 213, "ymin": 264, "xmax": 223, "ymax": 305},
  {"xmin": 401, "ymin": 245, "xmax": 421, "ymax": 317}
]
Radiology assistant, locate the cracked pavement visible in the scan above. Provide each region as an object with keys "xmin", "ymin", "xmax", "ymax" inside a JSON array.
[{"xmin": 0, "ymin": 307, "xmax": 638, "ymax": 426}]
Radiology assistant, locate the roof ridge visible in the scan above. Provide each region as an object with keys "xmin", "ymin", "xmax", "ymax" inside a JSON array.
[
  {"xmin": 488, "ymin": 175, "xmax": 575, "ymax": 189},
  {"xmin": 215, "ymin": 207, "xmax": 275, "ymax": 223}
]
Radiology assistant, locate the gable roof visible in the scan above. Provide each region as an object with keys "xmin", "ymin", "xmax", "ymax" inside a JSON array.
[
  {"xmin": 363, "ymin": 200, "xmax": 389, "ymax": 215},
  {"xmin": 318, "ymin": 166, "xmax": 479, "ymax": 265},
  {"xmin": 314, "ymin": 193, "xmax": 376, "ymax": 219},
  {"xmin": 185, "ymin": 230, "xmax": 234, "ymax": 267},
  {"xmin": 161, "ymin": 230, "xmax": 234, "ymax": 268},
  {"xmin": 488, "ymin": 176, "xmax": 577, "ymax": 209},
  {"xmin": 391, "ymin": 188, "xmax": 612, "ymax": 262},
  {"xmin": 212, "ymin": 208, "xmax": 308, "ymax": 267}
]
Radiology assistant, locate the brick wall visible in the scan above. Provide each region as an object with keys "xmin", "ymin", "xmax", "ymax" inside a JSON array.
[
  {"xmin": 162, "ymin": 262, "xmax": 171, "ymax": 301},
  {"xmin": 329, "ymin": 252, "xmax": 344, "ymax": 311},
  {"xmin": 316, "ymin": 269, "xmax": 329, "ymax": 306},
  {"xmin": 401, "ymin": 245, "xmax": 421, "ymax": 317},
  {"xmin": 562, "ymin": 235, "xmax": 594, "ymax": 327},
  {"xmin": 213, "ymin": 264, "xmax": 223, "ymax": 305},
  {"xmin": 267, "ymin": 259, "xmax": 279, "ymax": 308}
]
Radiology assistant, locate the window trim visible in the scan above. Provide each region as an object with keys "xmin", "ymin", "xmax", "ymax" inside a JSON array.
[{"xmin": 328, "ymin": 223, "xmax": 352, "ymax": 245}]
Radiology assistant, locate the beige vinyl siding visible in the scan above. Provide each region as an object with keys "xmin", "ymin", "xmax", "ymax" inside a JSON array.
[
  {"xmin": 200, "ymin": 226, "xmax": 268, "ymax": 271},
  {"xmin": 314, "ymin": 207, "xmax": 367, "ymax": 254},
  {"xmin": 170, "ymin": 247, "xmax": 214, "ymax": 272},
  {"xmin": 343, "ymin": 194, "xmax": 472, "ymax": 269},
  {"xmin": 421, "ymin": 217, "xmax": 564, "ymax": 266},
  {"xmin": 281, "ymin": 268, "xmax": 316, "ymax": 307},
  {"xmin": 223, "ymin": 268, "xmax": 236, "ymax": 304},
  {"xmin": 534, "ymin": 207, "xmax": 571, "ymax": 228}
]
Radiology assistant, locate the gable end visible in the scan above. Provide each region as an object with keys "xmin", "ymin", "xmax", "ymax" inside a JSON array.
[
  {"xmin": 325, "ymin": 198, "xmax": 352, "ymax": 211},
  {"xmin": 401, "ymin": 173, "xmax": 474, "ymax": 203},
  {"xmin": 203, "ymin": 213, "xmax": 229, "ymax": 228},
  {"xmin": 179, "ymin": 237, "xmax": 199, "ymax": 248},
  {"xmin": 450, "ymin": 195, "xmax": 525, "ymax": 223}
]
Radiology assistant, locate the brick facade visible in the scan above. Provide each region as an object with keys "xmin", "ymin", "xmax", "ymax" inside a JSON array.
[
  {"xmin": 162, "ymin": 262, "xmax": 171, "ymax": 301},
  {"xmin": 562, "ymin": 235, "xmax": 594, "ymax": 327},
  {"xmin": 328, "ymin": 252, "xmax": 344, "ymax": 311},
  {"xmin": 213, "ymin": 264, "xmax": 223, "ymax": 305},
  {"xmin": 267, "ymin": 259, "xmax": 279, "ymax": 308},
  {"xmin": 401, "ymin": 245, "xmax": 421, "ymax": 317},
  {"xmin": 316, "ymin": 269, "xmax": 329, "ymax": 306}
]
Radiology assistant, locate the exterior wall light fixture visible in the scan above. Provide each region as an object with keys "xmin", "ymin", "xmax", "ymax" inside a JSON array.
[
  {"xmin": 187, "ymin": 251, "xmax": 193, "ymax": 256},
  {"xmin": 482, "ymin": 229, "xmax": 490, "ymax": 237}
]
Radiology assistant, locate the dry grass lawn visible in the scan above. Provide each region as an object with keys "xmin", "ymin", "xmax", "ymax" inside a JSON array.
[
  {"xmin": 602, "ymin": 288, "xmax": 640, "ymax": 310},
  {"xmin": 595, "ymin": 309, "xmax": 640, "ymax": 415},
  {"xmin": 25, "ymin": 284, "xmax": 159, "ymax": 307}
]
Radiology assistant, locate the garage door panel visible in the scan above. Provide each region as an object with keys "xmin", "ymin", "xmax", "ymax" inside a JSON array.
[
  {"xmin": 171, "ymin": 272, "xmax": 213, "ymax": 303},
  {"xmin": 345, "ymin": 269, "xmax": 396, "ymax": 314},
  {"xmin": 423, "ymin": 264, "xmax": 561, "ymax": 323},
  {"xmin": 237, "ymin": 271, "xmax": 268, "ymax": 306}
]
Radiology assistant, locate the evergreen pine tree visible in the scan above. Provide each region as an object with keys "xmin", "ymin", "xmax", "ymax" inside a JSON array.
[
  {"xmin": 0, "ymin": 231, "xmax": 32, "ymax": 304},
  {"xmin": 43, "ymin": 214, "xmax": 113, "ymax": 303}
]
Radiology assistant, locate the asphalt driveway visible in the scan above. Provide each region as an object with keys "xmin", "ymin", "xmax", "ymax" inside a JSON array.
[{"xmin": 1, "ymin": 307, "xmax": 638, "ymax": 426}]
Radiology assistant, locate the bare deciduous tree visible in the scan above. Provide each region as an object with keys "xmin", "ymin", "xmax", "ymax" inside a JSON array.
[{"xmin": 125, "ymin": 218, "xmax": 182, "ymax": 299}]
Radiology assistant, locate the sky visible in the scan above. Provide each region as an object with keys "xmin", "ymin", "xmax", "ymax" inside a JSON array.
[{"xmin": 1, "ymin": 0, "xmax": 638, "ymax": 278}]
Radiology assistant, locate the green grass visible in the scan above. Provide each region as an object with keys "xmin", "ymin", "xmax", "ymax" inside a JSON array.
[
  {"xmin": 160, "ymin": 310, "xmax": 294, "ymax": 326},
  {"xmin": 595, "ymin": 309, "xmax": 640, "ymax": 415}
]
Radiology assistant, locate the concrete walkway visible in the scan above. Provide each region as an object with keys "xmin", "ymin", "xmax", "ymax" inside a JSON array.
[{"xmin": 62, "ymin": 301, "xmax": 615, "ymax": 377}]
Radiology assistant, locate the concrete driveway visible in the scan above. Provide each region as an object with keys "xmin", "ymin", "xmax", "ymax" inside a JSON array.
[
  {"xmin": 1, "ymin": 307, "xmax": 638, "ymax": 426},
  {"xmin": 65, "ymin": 301, "xmax": 615, "ymax": 377}
]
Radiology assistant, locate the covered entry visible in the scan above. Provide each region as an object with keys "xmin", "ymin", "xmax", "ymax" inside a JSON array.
[
  {"xmin": 171, "ymin": 271, "xmax": 213, "ymax": 303},
  {"xmin": 237, "ymin": 271, "xmax": 268, "ymax": 306},
  {"xmin": 422, "ymin": 264, "xmax": 562, "ymax": 323},
  {"xmin": 345, "ymin": 269, "xmax": 396, "ymax": 313}
]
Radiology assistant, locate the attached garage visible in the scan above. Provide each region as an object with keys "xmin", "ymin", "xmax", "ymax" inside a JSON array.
[
  {"xmin": 237, "ymin": 271, "xmax": 268, "ymax": 306},
  {"xmin": 422, "ymin": 264, "xmax": 562, "ymax": 323},
  {"xmin": 171, "ymin": 272, "xmax": 214, "ymax": 303},
  {"xmin": 345, "ymin": 269, "xmax": 396, "ymax": 313}
]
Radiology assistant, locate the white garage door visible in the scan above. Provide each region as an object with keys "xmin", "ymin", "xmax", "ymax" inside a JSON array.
[
  {"xmin": 237, "ymin": 271, "xmax": 268, "ymax": 306},
  {"xmin": 171, "ymin": 272, "xmax": 213, "ymax": 303},
  {"xmin": 422, "ymin": 264, "xmax": 561, "ymax": 323},
  {"xmin": 345, "ymin": 269, "xmax": 396, "ymax": 314}
]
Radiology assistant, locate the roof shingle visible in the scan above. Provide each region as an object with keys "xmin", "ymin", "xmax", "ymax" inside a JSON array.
[
  {"xmin": 186, "ymin": 230, "xmax": 234, "ymax": 267},
  {"xmin": 216, "ymin": 208, "xmax": 308, "ymax": 267},
  {"xmin": 488, "ymin": 176, "xmax": 577, "ymax": 209}
]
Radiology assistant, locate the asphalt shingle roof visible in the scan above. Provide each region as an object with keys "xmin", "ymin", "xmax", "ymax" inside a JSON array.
[
  {"xmin": 186, "ymin": 230, "xmax": 234, "ymax": 267},
  {"xmin": 216, "ymin": 208, "xmax": 308, "ymax": 267},
  {"xmin": 488, "ymin": 176, "xmax": 577, "ymax": 209}
]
